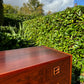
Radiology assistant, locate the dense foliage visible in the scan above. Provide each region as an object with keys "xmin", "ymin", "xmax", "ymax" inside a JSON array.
[
  {"xmin": 3, "ymin": 0, "xmax": 43, "ymax": 28},
  {"xmin": 3, "ymin": 13, "xmax": 42, "ymax": 28},
  {"xmin": 3, "ymin": 4, "xmax": 18, "ymax": 14},
  {"xmin": 0, "ymin": 26, "xmax": 35, "ymax": 51},
  {"xmin": 23, "ymin": 6, "xmax": 84, "ymax": 83},
  {"xmin": 0, "ymin": 0, "xmax": 4, "ymax": 25}
]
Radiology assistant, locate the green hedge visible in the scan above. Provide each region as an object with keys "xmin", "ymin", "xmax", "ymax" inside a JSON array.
[
  {"xmin": 0, "ymin": 0, "xmax": 4, "ymax": 25},
  {"xmin": 0, "ymin": 26, "xmax": 17, "ymax": 33},
  {"xmin": 3, "ymin": 13, "xmax": 42, "ymax": 28},
  {"xmin": 23, "ymin": 6, "xmax": 84, "ymax": 83},
  {"xmin": 0, "ymin": 26, "xmax": 35, "ymax": 51}
]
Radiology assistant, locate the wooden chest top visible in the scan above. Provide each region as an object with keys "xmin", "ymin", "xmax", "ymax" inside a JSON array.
[{"xmin": 0, "ymin": 46, "xmax": 72, "ymax": 77}]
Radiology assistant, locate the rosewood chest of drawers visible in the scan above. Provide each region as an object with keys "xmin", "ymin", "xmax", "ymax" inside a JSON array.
[{"xmin": 0, "ymin": 46, "xmax": 72, "ymax": 84}]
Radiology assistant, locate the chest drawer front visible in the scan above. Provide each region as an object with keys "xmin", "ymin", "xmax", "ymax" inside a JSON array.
[{"xmin": 0, "ymin": 57, "xmax": 70, "ymax": 84}]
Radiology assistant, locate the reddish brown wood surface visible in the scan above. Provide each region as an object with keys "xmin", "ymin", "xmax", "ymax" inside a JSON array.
[{"xmin": 0, "ymin": 46, "xmax": 72, "ymax": 84}]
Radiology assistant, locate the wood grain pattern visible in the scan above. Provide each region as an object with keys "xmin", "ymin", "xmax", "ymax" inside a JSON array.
[{"xmin": 0, "ymin": 46, "xmax": 72, "ymax": 84}]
